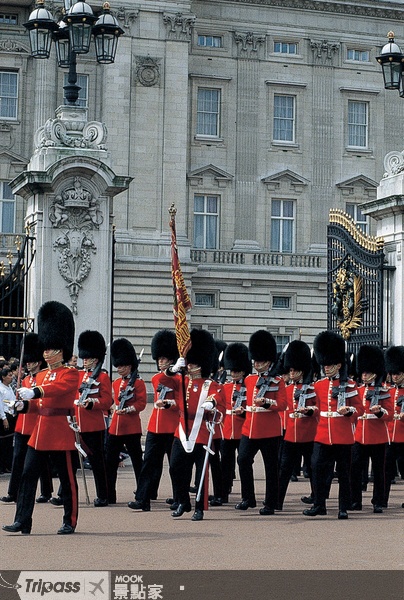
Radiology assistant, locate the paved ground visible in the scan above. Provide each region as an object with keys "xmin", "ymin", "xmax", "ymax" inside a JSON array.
[{"xmin": 0, "ymin": 403, "xmax": 403, "ymax": 599}]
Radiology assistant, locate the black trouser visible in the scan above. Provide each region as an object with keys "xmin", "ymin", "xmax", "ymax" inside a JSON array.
[
  {"xmin": 135, "ymin": 431, "xmax": 175, "ymax": 503},
  {"xmin": 278, "ymin": 440, "xmax": 314, "ymax": 508},
  {"xmin": 80, "ymin": 430, "xmax": 108, "ymax": 501},
  {"xmin": 105, "ymin": 433, "xmax": 143, "ymax": 503},
  {"xmin": 169, "ymin": 438, "xmax": 206, "ymax": 511},
  {"xmin": 0, "ymin": 414, "xmax": 16, "ymax": 472},
  {"xmin": 385, "ymin": 442, "xmax": 404, "ymax": 505},
  {"xmin": 14, "ymin": 446, "xmax": 78, "ymax": 531},
  {"xmin": 311, "ymin": 442, "xmax": 352, "ymax": 511},
  {"xmin": 7, "ymin": 432, "xmax": 53, "ymax": 500},
  {"xmin": 237, "ymin": 435, "xmax": 281, "ymax": 510},
  {"xmin": 220, "ymin": 438, "xmax": 240, "ymax": 499},
  {"xmin": 351, "ymin": 442, "xmax": 387, "ymax": 507}
]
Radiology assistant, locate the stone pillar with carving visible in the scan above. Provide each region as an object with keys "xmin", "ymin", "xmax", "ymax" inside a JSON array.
[
  {"xmin": 233, "ymin": 31, "xmax": 266, "ymax": 251},
  {"xmin": 10, "ymin": 105, "xmax": 132, "ymax": 346},
  {"xmin": 361, "ymin": 150, "xmax": 404, "ymax": 345}
]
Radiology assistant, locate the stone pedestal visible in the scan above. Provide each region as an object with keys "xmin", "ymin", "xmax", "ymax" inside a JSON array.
[
  {"xmin": 361, "ymin": 149, "xmax": 404, "ymax": 345},
  {"xmin": 10, "ymin": 106, "xmax": 132, "ymax": 348}
]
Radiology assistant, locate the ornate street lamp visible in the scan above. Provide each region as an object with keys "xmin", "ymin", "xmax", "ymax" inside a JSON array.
[
  {"xmin": 24, "ymin": 0, "xmax": 124, "ymax": 104},
  {"xmin": 376, "ymin": 32, "xmax": 404, "ymax": 91}
]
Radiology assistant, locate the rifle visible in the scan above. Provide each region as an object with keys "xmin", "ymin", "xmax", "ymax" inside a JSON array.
[
  {"xmin": 156, "ymin": 383, "xmax": 175, "ymax": 407},
  {"xmin": 395, "ymin": 394, "xmax": 404, "ymax": 419},
  {"xmin": 232, "ymin": 384, "xmax": 246, "ymax": 411},
  {"xmin": 117, "ymin": 349, "xmax": 144, "ymax": 411},
  {"xmin": 366, "ymin": 375, "xmax": 390, "ymax": 410},
  {"xmin": 75, "ymin": 361, "xmax": 102, "ymax": 407}
]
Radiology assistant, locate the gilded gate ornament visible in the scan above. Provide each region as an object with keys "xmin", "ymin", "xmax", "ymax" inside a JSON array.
[{"xmin": 331, "ymin": 267, "xmax": 363, "ymax": 340}]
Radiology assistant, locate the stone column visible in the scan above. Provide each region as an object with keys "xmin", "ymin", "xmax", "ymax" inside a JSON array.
[{"xmin": 10, "ymin": 106, "xmax": 132, "ymax": 347}]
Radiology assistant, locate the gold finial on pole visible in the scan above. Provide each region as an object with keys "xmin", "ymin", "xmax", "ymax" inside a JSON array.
[{"xmin": 168, "ymin": 203, "xmax": 177, "ymax": 219}]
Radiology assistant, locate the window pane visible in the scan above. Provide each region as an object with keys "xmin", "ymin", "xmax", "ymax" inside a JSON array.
[
  {"xmin": 271, "ymin": 200, "xmax": 281, "ymax": 217},
  {"xmin": 2, "ymin": 201, "xmax": 14, "ymax": 233},
  {"xmin": 197, "ymin": 88, "xmax": 220, "ymax": 136},
  {"xmin": 348, "ymin": 101, "xmax": 367, "ymax": 147},
  {"xmin": 282, "ymin": 220, "xmax": 293, "ymax": 252},
  {"xmin": 271, "ymin": 219, "xmax": 280, "ymax": 252},
  {"xmin": 0, "ymin": 72, "xmax": 18, "ymax": 119},
  {"xmin": 205, "ymin": 215, "xmax": 217, "ymax": 249},
  {"xmin": 283, "ymin": 200, "xmax": 294, "ymax": 218},
  {"xmin": 194, "ymin": 214, "xmax": 204, "ymax": 248},
  {"xmin": 273, "ymin": 95, "xmax": 294, "ymax": 142},
  {"xmin": 207, "ymin": 195, "xmax": 217, "ymax": 213}
]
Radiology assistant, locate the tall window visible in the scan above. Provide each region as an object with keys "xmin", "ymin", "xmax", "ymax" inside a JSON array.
[
  {"xmin": 273, "ymin": 95, "xmax": 295, "ymax": 142},
  {"xmin": 348, "ymin": 100, "xmax": 368, "ymax": 148},
  {"xmin": 196, "ymin": 88, "xmax": 220, "ymax": 137},
  {"xmin": 274, "ymin": 42, "xmax": 298, "ymax": 55},
  {"xmin": 197, "ymin": 35, "xmax": 222, "ymax": 48},
  {"xmin": 271, "ymin": 199, "xmax": 294, "ymax": 253},
  {"xmin": 63, "ymin": 74, "xmax": 88, "ymax": 108},
  {"xmin": 346, "ymin": 203, "xmax": 368, "ymax": 233},
  {"xmin": 0, "ymin": 71, "xmax": 18, "ymax": 119},
  {"xmin": 0, "ymin": 182, "xmax": 15, "ymax": 233},
  {"xmin": 194, "ymin": 195, "xmax": 219, "ymax": 249}
]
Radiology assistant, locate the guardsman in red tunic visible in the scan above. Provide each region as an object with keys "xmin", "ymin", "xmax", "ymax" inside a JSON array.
[
  {"xmin": 350, "ymin": 345, "xmax": 393, "ymax": 513},
  {"xmin": 168, "ymin": 329, "xmax": 226, "ymax": 522},
  {"xmin": 75, "ymin": 330, "xmax": 112, "ymax": 507},
  {"xmin": 236, "ymin": 330, "xmax": 287, "ymax": 515},
  {"xmin": 2, "ymin": 301, "xmax": 80, "ymax": 535},
  {"xmin": 0, "ymin": 333, "xmax": 53, "ymax": 504},
  {"xmin": 220, "ymin": 342, "xmax": 251, "ymax": 504},
  {"xmin": 106, "ymin": 338, "xmax": 147, "ymax": 504},
  {"xmin": 129, "ymin": 329, "xmax": 180, "ymax": 512},
  {"xmin": 384, "ymin": 346, "xmax": 404, "ymax": 508},
  {"xmin": 278, "ymin": 340, "xmax": 318, "ymax": 510},
  {"xmin": 304, "ymin": 331, "xmax": 363, "ymax": 520}
]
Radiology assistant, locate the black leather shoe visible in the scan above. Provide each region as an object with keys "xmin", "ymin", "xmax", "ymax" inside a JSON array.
[
  {"xmin": 235, "ymin": 499, "xmax": 256, "ymax": 510},
  {"xmin": 338, "ymin": 511, "xmax": 349, "ymax": 519},
  {"xmin": 93, "ymin": 498, "xmax": 108, "ymax": 507},
  {"xmin": 128, "ymin": 500, "xmax": 150, "ymax": 511},
  {"xmin": 50, "ymin": 496, "xmax": 63, "ymax": 506},
  {"xmin": 172, "ymin": 503, "xmax": 192, "ymax": 517},
  {"xmin": 165, "ymin": 497, "xmax": 174, "ymax": 505},
  {"xmin": 2, "ymin": 521, "xmax": 31, "ymax": 535},
  {"xmin": 301, "ymin": 495, "xmax": 314, "ymax": 504},
  {"xmin": 209, "ymin": 497, "xmax": 222, "ymax": 506},
  {"xmin": 36, "ymin": 494, "xmax": 50, "ymax": 503},
  {"xmin": 259, "ymin": 506, "xmax": 275, "ymax": 515},
  {"xmin": 350, "ymin": 502, "xmax": 362, "ymax": 511},
  {"xmin": 0, "ymin": 495, "xmax": 16, "ymax": 503},
  {"xmin": 170, "ymin": 502, "xmax": 179, "ymax": 511},
  {"xmin": 373, "ymin": 505, "xmax": 383, "ymax": 514},
  {"xmin": 57, "ymin": 524, "xmax": 75, "ymax": 535},
  {"xmin": 303, "ymin": 506, "xmax": 327, "ymax": 516},
  {"xmin": 191, "ymin": 509, "xmax": 204, "ymax": 521}
]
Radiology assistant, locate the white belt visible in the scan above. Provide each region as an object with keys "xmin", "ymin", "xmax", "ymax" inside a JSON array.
[
  {"xmin": 359, "ymin": 413, "xmax": 377, "ymax": 420},
  {"xmin": 320, "ymin": 411, "xmax": 343, "ymax": 418},
  {"xmin": 246, "ymin": 406, "xmax": 267, "ymax": 413},
  {"xmin": 289, "ymin": 413, "xmax": 308, "ymax": 419},
  {"xmin": 226, "ymin": 409, "xmax": 241, "ymax": 415}
]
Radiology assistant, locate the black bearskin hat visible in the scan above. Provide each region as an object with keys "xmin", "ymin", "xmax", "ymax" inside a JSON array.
[
  {"xmin": 385, "ymin": 346, "xmax": 404, "ymax": 375},
  {"xmin": 356, "ymin": 345, "xmax": 384, "ymax": 379},
  {"xmin": 186, "ymin": 329, "xmax": 216, "ymax": 378},
  {"xmin": 78, "ymin": 330, "xmax": 106, "ymax": 363},
  {"xmin": 248, "ymin": 330, "xmax": 277, "ymax": 363},
  {"xmin": 111, "ymin": 338, "xmax": 138, "ymax": 369},
  {"xmin": 151, "ymin": 330, "xmax": 179, "ymax": 362},
  {"xmin": 284, "ymin": 340, "xmax": 312, "ymax": 375},
  {"xmin": 224, "ymin": 342, "xmax": 252, "ymax": 376},
  {"xmin": 313, "ymin": 330, "xmax": 346, "ymax": 367},
  {"xmin": 22, "ymin": 333, "xmax": 44, "ymax": 365},
  {"xmin": 37, "ymin": 301, "xmax": 74, "ymax": 362}
]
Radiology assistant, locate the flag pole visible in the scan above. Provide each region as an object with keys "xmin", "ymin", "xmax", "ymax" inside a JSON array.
[{"xmin": 169, "ymin": 203, "xmax": 192, "ymax": 439}]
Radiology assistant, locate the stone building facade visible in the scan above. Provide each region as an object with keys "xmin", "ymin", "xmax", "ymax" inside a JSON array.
[{"xmin": 1, "ymin": 0, "xmax": 403, "ymax": 380}]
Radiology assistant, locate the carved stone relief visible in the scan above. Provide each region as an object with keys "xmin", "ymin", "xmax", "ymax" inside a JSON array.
[
  {"xmin": 163, "ymin": 12, "xmax": 196, "ymax": 41},
  {"xmin": 234, "ymin": 31, "xmax": 266, "ymax": 58},
  {"xmin": 135, "ymin": 57, "xmax": 161, "ymax": 87}
]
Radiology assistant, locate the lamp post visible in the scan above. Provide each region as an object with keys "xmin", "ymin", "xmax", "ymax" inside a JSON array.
[
  {"xmin": 376, "ymin": 32, "xmax": 404, "ymax": 96},
  {"xmin": 23, "ymin": 0, "xmax": 124, "ymax": 105}
]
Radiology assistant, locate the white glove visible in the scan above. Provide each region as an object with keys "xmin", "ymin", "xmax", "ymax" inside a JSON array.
[
  {"xmin": 202, "ymin": 400, "xmax": 214, "ymax": 411},
  {"xmin": 15, "ymin": 401, "xmax": 24, "ymax": 411},
  {"xmin": 18, "ymin": 387, "xmax": 35, "ymax": 400},
  {"xmin": 171, "ymin": 357, "xmax": 186, "ymax": 373}
]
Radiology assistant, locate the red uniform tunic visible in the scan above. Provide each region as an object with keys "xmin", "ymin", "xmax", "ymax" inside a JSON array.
[
  {"xmin": 389, "ymin": 386, "xmax": 404, "ymax": 444},
  {"xmin": 147, "ymin": 371, "xmax": 180, "ymax": 434},
  {"xmin": 354, "ymin": 384, "xmax": 393, "ymax": 445},
  {"xmin": 74, "ymin": 369, "xmax": 112, "ymax": 433},
  {"xmin": 14, "ymin": 373, "xmax": 39, "ymax": 436},
  {"xmin": 283, "ymin": 382, "xmax": 318, "ymax": 444},
  {"xmin": 222, "ymin": 380, "xmax": 246, "ymax": 440},
  {"xmin": 314, "ymin": 377, "xmax": 363, "ymax": 445},
  {"xmin": 242, "ymin": 374, "xmax": 287, "ymax": 439},
  {"xmin": 109, "ymin": 376, "xmax": 147, "ymax": 436},
  {"xmin": 27, "ymin": 365, "xmax": 80, "ymax": 451},
  {"xmin": 174, "ymin": 376, "xmax": 226, "ymax": 446}
]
